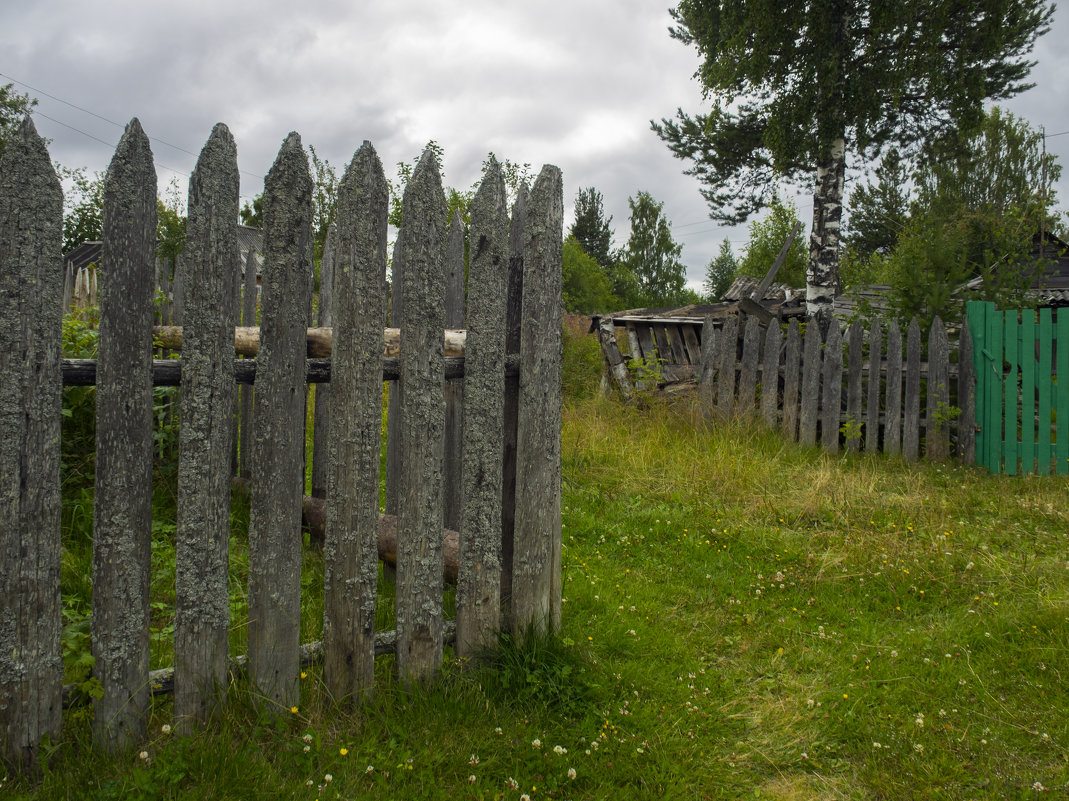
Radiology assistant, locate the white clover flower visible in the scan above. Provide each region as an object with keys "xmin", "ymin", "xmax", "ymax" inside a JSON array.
[
  {"xmin": 302, "ymin": 733, "xmax": 313, "ymax": 744},
  {"xmin": 468, "ymin": 775, "xmax": 476, "ymax": 784},
  {"xmin": 568, "ymin": 767, "xmax": 577, "ymax": 780},
  {"xmin": 553, "ymin": 745, "xmax": 567, "ymax": 755},
  {"xmin": 507, "ymin": 777, "xmax": 520, "ymax": 790},
  {"xmin": 365, "ymin": 765, "xmax": 374, "ymax": 774},
  {"xmin": 531, "ymin": 738, "xmax": 541, "ymax": 749},
  {"xmin": 469, "ymin": 754, "xmax": 479, "ymax": 765},
  {"xmin": 324, "ymin": 774, "xmax": 332, "ymax": 783},
  {"xmin": 161, "ymin": 724, "xmax": 172, "ymax": 734},
  {"xmin": 139, "ymin": 751, "xmax": 149, "ymax": 761}
]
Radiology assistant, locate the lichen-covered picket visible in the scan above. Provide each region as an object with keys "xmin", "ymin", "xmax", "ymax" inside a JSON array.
[
  {"xmin": 174, "ymin": 123, "xmax": 239, "ymax": 730},
  {"xmin": 247, "ymin": 132, "xmax": 313, "ymax": 710},
  {"xmin": 92, "ymin": 119, "xmax": 157, "ymax": 751},
  {"xmin": 0, "ymin": 117, "xmax": 64, "ymax": 770},
  {"xmin": 322, "ymin": 142, "xmax": 388, "ymax": 702}
]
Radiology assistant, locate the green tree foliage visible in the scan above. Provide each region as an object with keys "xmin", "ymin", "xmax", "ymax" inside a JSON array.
[
  {"xmin": 653, "ymin": 0, "xmax": 1054, "ymax": 310},
  {"xmin": 703, "ymin": 237, "xmax": 738, "ymax": 300},
  {"xmin": 562, "ymin": 236, "xmax": 615, "ymax": 313},
  {"xmin": 570, "ymin": 187, "xmax": 614, "ymax": 271},
  {"xmin": 62, "ymin": 169, "xmax": 104, "ymax": 253},
  {"xmin": 240, "ymin": 195, "xmax": 263, "ymax": 228},
  {"xmin": 308, "ymin": 145, "xmax": 338, "ymax": 263},
  {"xmin": 843, "ymin": 148, "xmax": 911, "ymax": 260},
  {"xmin": 617, "ymin": 191, "xmax": 688, "ymax": 308},
  {"xmin": 0, "ymin": 83, "xmax": 36, "ymax": 157},
  {"xmin": 737, "ymin": 197, "xmax": 807, "ymax": 289}
]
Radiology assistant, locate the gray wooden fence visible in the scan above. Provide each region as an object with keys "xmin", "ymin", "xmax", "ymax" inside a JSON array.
[
  {"xmin": 605, "ymin": 312, "xmax": 975, "ymax": 463},
  {"xmin": 0, "ymin": 117, "xmax": 563, "ymax": 768}
]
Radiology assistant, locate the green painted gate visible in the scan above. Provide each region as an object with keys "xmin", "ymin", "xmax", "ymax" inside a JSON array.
[{"xmin": 967, "ymin": 300, "xmax": 1068, "ymax": 475}]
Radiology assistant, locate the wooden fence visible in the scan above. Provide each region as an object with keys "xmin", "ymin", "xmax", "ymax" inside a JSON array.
[
  {"xmin": 600, "ymin": 312, "xmax": 977, "ymax": 462},
  {"xmin": 0, "ymin": 116, "xmax": 563, "ymax": 767}
]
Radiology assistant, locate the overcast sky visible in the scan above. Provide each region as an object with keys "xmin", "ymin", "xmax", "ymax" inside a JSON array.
[{"xmin": 4, "ymin": 0, "xmax": 1069, "ymax": 291}]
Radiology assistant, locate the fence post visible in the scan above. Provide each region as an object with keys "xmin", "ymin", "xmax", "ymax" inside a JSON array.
[
  {"xmin": 760, "ymin": 319, "xmax": 781, "ymax": 426},
  {"xmin": 396, "ymin": 149, "xmax": 448, "ymax": 684},
  {"xmin": 903, "ymin": 319, "xmax": 921, "ymax": 461},
  {"xmin": 925, "ymin": 317, "xmax": 950, "ymax": 461},
  {"xmin": 698, "ymin": 315, "xmax": 718, "ymax": 420},
  {"xmin": 716, "ymin": 316, "xmax": 738, "ymax": 418},
  {"xmin": 323, "ymin": 142, "xmax": 388, "ymax": 702},
  {"xmin": 845, "ymin": 320, "xmax": 863, "ymax": 452},
  {"xmin": 456, "ymin": 160, "xmax": 508, "ymax": 658},
  {"xmin": 737, "ymin": 315, "xmax": 761, "ymax": 414},
  {"xmin": 781, "ymin": 318, "xmax": 801, "ymax": 441},
  {"xmin": 500, "ymin": 185, "xmax": 528, "ymax": 613},
  {"xmin": 885, "ymin": 321, "xmax": 903, "ymax": 456},
  {"xmin": 247, "ymin": 132, "xmax": 313, "ymax": 711},
  {"xmin": 799, "ymin": 319, "xmax": 821, "ymax": 446},
  {"xmin": 443, "ymin": 210, "xmax": 466, "ymax": 532},
  {"xmin": 865, "ymin": 320, "xmax": 882, "ymax": 453},
  {"xmin": 92, "ymin": 119, "xmax": 157, "ymax": 750},
  {"xmin": 512, "ymin": 165, "xmax": 564, "ymax": 636},
  {"xmin": 821, "ymin": 318, "xmax": 843, "ymax": 453},
  {"xmin": 0, "ymin": 117, "xmax": 64, "ymax": 770},
  {"xmin": 173, "ymin": 124, "xmax": 239, "ymax": 731}
]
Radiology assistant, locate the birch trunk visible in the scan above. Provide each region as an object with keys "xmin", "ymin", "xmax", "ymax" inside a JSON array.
[{"xmin": 806, "ymin": 137, "xmax": 845, "ymax": 319}]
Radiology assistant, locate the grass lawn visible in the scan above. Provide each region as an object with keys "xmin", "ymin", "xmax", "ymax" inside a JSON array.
[{"xmin": 7, "ymin": 335, "xmax": 1068, "ymax": 799}]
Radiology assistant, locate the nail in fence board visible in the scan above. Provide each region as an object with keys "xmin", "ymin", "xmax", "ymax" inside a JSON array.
[
  {"xmin": 903, "ymin": 319, "xmax": 921, "ymax": 461},
  {"xmin": 781, "ymin": 319, "xmax": 801, "ymax": 441},
  {"xmin": 456, "ymin": 160, "xmax": 508, "ymax": 658},
  {"xmin": 512, "ymin": 165, "xmax": 564, "ymax": 635},
  {"xmin": 799, "ymin": 320, "xmax": 821, "ymax": 446},
  {"xmin": 247, "ymin": 133, "xmax": 313, "ymax": 710},
  {"xmin": 821, "ymin": 318, "xmax": 843, "ymax": 453},
  {"xmin": 925, "ymin": 317, "xmax": 950, "ymax": 461},
  {"xmin": 845, "ymin": 321, "xmax": 863, "ymax": 452},
  {"xmin": 395, "ymin": 149, "xmax": 447, "ymax": 684},
  {"xmin": 91, "ymin": 119, "xmax": 157, "ymax": 750},
  {"xmin": 865, "ymin": 321, "xmax": 882, "ymax": 453},
  {"xmin": 884, "ymin": 322, "xmax": 903, "ymax": 456},
  {"xmin": 442, "ymin": 209, "xmax": 466, "ymax": 532},
  {"xmin": 0, "ymin": 117, "xmax": 64, "ymax": 769},
  {"xmin": 174, "ymin": 124, "xmax": 239, "ymax": 730},
  {"xmin": 760, "ymin": 321, "xmax": 781, "ymax": 426},
  {"xmin": 322, "ymin": 143, "xmax": 388, "ymax": 702}
]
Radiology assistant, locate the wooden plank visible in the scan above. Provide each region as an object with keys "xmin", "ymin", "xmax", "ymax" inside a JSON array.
[
  {"xmin": 661, "ymin": 364, "xmax": 695, "ymax": 383},
  {"xmin": 760, "ymin": 321, "xmax": 781, "ymax": 426},
  {"xmin": 513, "ymin": 165, "xmax": 564, "ymax": 636},
  {"xmin": 322, "ymin": 142, "xmax": 388, "ymax": 703},
  {"xmin": 925, "ymin": 317, "xmax": 950, "ymax": 461},
  {"xmin": 865, "ymin": 320, "xmax": 883, "ymax": 453},
  {"xmin": 247, "ymin": 132, "xmax": 313, "ymax": 710},
  {"xmin": 456, "ymin": 160, "xmax": 508, "ymax": 658},
  {"xmin": 985, "ymin": 305, "xmax": 1004, "ymax": 472},
  {"xmin": 396, "ymin": 149, "xmax": 448, "ymax": 685},
  {"xmin": 884, "ymin": 321, "xmax": 902, "ymax": 456},
  {"xmin": 957, "ymin": 318, "xmax": 975, "ymax": 464},
  {"xmin": 599, "ymin": 319, "xmax": 635, "ymax": 399},
  {"xmin": 636, "ymin": 324, "xmax": 658, "ymax": 365},
  {"xmin": 698, "ymin": 315, "xmax": 718, "ymax": 420},
  {"xmin": 798, "ymin": 319, "xmax": 821, "ymax": 446},
  {"xmin": 717, "ymin": 316, "xmax": 739, "ymax": 418},
  {"xmin": 666, "ymin": 324, "xmax": 689, "ymax": 365},
  {"xmin": 500, "ymin": 185, "xmax": 527, "ymax": 609},
  {"xmin": 966, "ymin": 302, "xmax": 988, "ymax": 468},
  {"xmin": 681, "ymin": 323, "xmax": 702, "ymax": 364},
  {"xmin": 821, "ymin": 318, "xmax": 843, "ymax": 453},
  {"xmin": 91, "ymin": 119, "xmax": 157, "ymax": 750},
  {"xmin": 1003, "ymin": 311, "xmax": 1019, "ymax": 474},
  {"xmin": 173, "ymin": 123, "xmax": 239, "ymax": 731},
  {"xmin": 903, "ymin": 319, "xmax": 921, "ymax": 461},
  {"xmin": 1056, "ymin": 308, "xmax": 1069, "ymax": 475},
  {"xmin": 845, "ymin": 320, "xmax": 863, "ymax": 451},
  {"xmin": 737, "ymin": 315, "xmax": 761, "ymax": 415},
  {"xmin": 1037, "ymin": 308, "xmax": 1052, "ymax": 475},
  {"xmin": 443, "ymin": 209, "xmax": 466, "ymax": 532},
  {"xmin": 0, "ymin": 117, "xmax": 64, "ymax": 769},
  {"xmin": 624, "ymin": 323, "xmax": 645, "ymax": 391},
  {"xmin": 310, "ymin": 225, "xmax": 335, "ymax": 508},
  {"xmin": 781, "ymin": 319, "xmax": 801, "ymax": 441},
  {"xmin": 1020, "ymin": 310, "xmax": 1036, "ymax": 474},
  {"xmin": 652, "ymin": 323, "xmax": 675, "ymax": 365}
]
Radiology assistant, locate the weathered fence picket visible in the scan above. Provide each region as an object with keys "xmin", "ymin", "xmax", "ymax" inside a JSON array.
[
  {"xmin": 92, "ymin": 119, "xmax": 157, "ymax": 751},
  {"xmin": 865, "ymin": 321, "xmax": 882, "ymax": 453},
  {"xmin": 845, "ymin": 321, "xmax": 863, "ymax": 452},
  {"xmin": 247, "ymin": 132, "xmax": 314, "ymax": 710},
  {"xmin": 799, "ymin": 321, "xmax": 820, "ymax": 446},
  {"xmin": 781, "ymin": 319, "xmax": 801, "ymax": 440},
  {"xmin": 0, "ymin": 117, "xmax": 64, "ymax": 770},
  {"xmin": 174, "ymin": 123, "xmax": 239, "ymax": 730},
  {"xmin": 322, "ymin": 142, "xmax": 388, "ymax": 703},
  {"xmin": 821, "ymin": 319, "xmax": 843, "ymax": 453},
  {"xmin": 885, "ymin": 321, "xmax": 903, "ymax": 456},
  {"xmin": 903, "ymin": 320, "xmax": 921, "ymax": 461},
  {"xmin": 1, "ymin": 120, "xmax": 563, "ymax": 769},
  {"xmin": 737, "ymin": 316, "xmax": 761, "ymax": 414},
  {"xmin": 760, "ymin": 322, "xmax": 781, "ymax": 426}
]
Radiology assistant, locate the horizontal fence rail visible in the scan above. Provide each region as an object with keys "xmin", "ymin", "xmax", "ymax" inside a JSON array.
[{"xmin": 0, "ymin": 118, "xmax": 563, "ymax": 769}]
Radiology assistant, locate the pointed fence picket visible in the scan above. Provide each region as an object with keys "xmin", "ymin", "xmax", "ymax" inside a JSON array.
[{"xmin": 0, "ymin": 120, "xmax": 563, "ymax": 769}]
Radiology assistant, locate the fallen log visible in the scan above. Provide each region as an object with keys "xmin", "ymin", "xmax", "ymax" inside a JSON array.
[
  {"xmin": 152, "ymin": 325, "xmax": 468, "ymax": 359},
  {"xmin": 231, "ymin": 478, "xmax": 460, "ymax": 582}
]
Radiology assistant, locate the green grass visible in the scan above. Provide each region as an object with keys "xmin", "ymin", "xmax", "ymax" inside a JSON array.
[{"xmin": 7, "ymin": 329, "xmax": 1069, "ymax": 799}]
